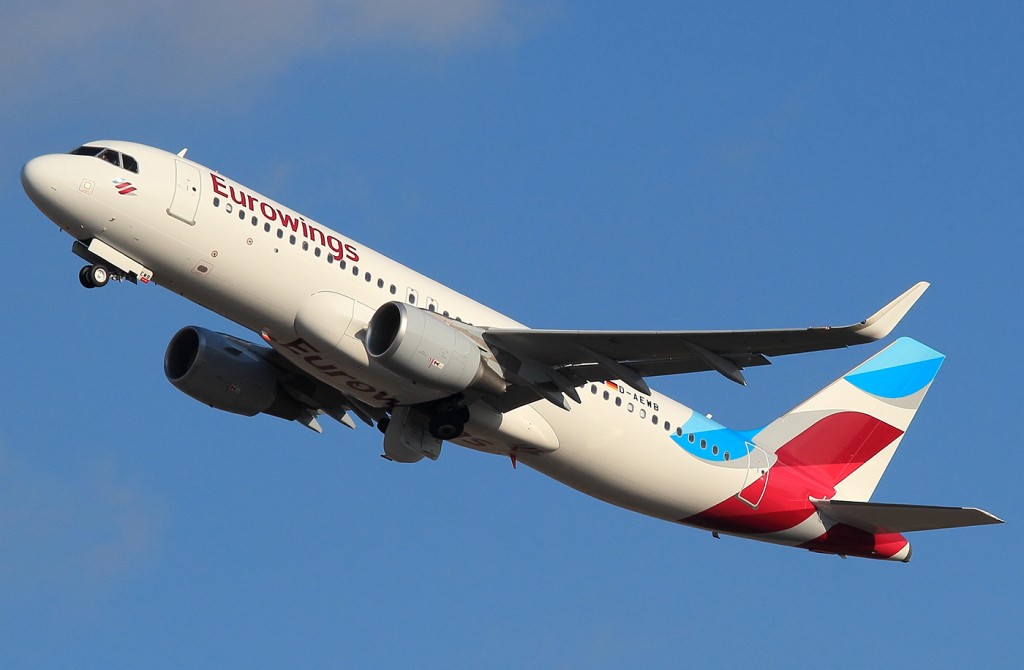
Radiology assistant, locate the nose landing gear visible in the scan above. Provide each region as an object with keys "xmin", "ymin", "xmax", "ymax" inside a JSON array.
[{"xmin": 71, "ymin": 239, "xmax": 153, "ymax": 288}]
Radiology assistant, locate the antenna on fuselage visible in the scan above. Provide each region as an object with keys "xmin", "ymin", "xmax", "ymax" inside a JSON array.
[{"xmin": 177, "ymin": 147, "xmax": 189, "ymax": 157}]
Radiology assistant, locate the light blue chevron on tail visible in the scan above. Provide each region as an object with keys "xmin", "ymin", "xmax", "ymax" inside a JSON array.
[{"xmin": 844, "ymin": 337, "xmax": 944, "ymax": 399}]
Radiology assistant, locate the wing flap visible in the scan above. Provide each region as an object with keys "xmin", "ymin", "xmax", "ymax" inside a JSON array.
[{"xmin": 813, "ymin": 499, "xmax": 1004, "ymax": 533}]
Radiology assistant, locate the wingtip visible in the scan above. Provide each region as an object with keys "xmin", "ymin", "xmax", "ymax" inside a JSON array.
[
  {"xmin": 854, "ymin": 282, "xmax": 930, "ymax": 340},
  {"xmin": 969, "ymin": 508, "xmax": 1005, "ymax": 525}
]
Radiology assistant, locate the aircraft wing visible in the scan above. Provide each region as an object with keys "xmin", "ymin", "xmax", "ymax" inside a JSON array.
[{"xmin": 481, "ymin": 282, "xmax": 929, "ymax": 411}]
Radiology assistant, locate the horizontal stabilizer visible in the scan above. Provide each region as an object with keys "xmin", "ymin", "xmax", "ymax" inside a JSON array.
[{"xmin": 813, "ymin": 499, "xmax": 1004, "ymax": 533}]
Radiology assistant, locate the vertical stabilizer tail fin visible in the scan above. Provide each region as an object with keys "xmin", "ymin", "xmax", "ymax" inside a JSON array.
[{"xmin": 754, "ymin": 337, "xmax": 944, "ymax": 501}]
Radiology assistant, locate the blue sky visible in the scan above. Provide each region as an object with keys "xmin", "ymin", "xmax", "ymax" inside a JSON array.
[{"xmin": 2, "ymin": 2, "xmax": 1020, "ymax": 667}]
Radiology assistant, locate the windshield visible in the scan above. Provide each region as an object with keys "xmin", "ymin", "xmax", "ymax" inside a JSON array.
[{"xmin": 69, "ymin": 145, "xmax": 139, "ymax": 174}]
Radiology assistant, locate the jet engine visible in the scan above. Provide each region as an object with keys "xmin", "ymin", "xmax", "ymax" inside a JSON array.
[
  {"xmin": 164, "ymin": 326, "xmax": 302, "ymax": 420},
  {"xmin": 364, "ymin": 302, "xmax": 505, "ymax": 398}
]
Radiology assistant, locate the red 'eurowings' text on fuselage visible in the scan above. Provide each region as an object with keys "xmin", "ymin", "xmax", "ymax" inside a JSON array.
[{"xmin": 210, "ymin": 173, "xmax": 359, "ymax": 262}]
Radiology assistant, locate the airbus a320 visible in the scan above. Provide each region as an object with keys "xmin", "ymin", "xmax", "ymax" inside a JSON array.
[{"xmin": 22, "ymin": 141, "xmax": 1002, "ymax": 561}]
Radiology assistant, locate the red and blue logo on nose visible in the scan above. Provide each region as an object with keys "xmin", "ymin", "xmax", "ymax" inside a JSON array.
[{"xmin": 113, "ymin": 178, "xmax": 137, "ymax": 196}]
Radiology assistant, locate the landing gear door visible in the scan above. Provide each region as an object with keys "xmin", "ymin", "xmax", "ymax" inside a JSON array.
[
  {"xmin": 168, "ymin": 160, "xmax": 202, "ymax": 225},
  {"xmin": 737, "ymin": 442, "xmax": 770, "ymax": 508}
]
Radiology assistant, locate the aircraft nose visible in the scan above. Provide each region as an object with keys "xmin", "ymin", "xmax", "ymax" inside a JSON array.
[{"xmin": 21, "ymin": 154, "xmax": 66, "ymax": 208}]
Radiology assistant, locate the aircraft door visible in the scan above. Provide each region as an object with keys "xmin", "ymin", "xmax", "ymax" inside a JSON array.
[
  {"xmin": 167, "ymin": 160, "xmax": 202, "ymax": 225},
  {"xmin": 737, "ymin": 442, "xmax": 770, "ymax": 508}
]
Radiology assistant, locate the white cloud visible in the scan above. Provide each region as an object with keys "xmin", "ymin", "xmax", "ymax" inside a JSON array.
[
  {"xmin": 0, "ymin": 0, "xmax": 545, "ymax": 109},
  {"xmin": 330, "ymin": 0, "xmax": 513, "ymax": 46}
]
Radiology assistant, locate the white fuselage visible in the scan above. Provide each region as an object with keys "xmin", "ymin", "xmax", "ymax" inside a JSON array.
[{"xmin": 22, "ymin": 141, "xmax": 824, "ymax": 548}]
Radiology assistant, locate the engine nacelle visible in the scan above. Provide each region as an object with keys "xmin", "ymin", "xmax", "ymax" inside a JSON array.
[
  {"xmin": 164, "ymin": 326, "xmax": 301, "ymax": 420},
  {"xmin": 365, "ymin": 302, "xmax": 505, "ymax": 397}
]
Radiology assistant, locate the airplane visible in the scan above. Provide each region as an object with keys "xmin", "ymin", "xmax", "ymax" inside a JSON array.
[{"xmin": 21, "ymin": 140, "xmax": 1002, "ymax": 562}]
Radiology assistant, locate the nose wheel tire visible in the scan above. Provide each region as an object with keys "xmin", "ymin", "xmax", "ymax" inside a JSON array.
[
  {"xmin": 89, "ymin": 264, "xmax": 110, "ymax": 287},
  {"xmin": 79, "ymin": 266, "xmax": 93, "ymax": 288},
  {"xmin": 79, "ymin": 264, "xmax": 111, "ymax": 288}
]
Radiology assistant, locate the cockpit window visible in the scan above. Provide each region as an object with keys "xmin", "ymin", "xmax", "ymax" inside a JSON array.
[
  {"xmin": 68, "ymin": 145, "xmax": 139, "ymax": 174},
  {"xmin": 97, "ymin": 149, "xmax": 121, "ymax": 167},
  {"xmin": 70, "ymin": 145, "xmax": 103, "ymax": 157}
]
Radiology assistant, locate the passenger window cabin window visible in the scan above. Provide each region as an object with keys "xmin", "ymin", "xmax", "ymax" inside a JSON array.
[
  {"xmin": 315, "ymin": 248, "xmax": 322, "ymax": 257},
  {"xmin": 377, "ymin": 279, "xmax": 384, "ymax": 289}
]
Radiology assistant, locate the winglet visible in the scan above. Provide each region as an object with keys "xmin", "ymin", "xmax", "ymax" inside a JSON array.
[{"xmin": 852, "ymin": 282, "xmax": 930, "ymax": 340}]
